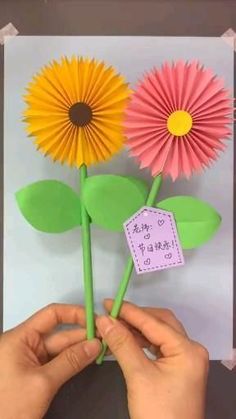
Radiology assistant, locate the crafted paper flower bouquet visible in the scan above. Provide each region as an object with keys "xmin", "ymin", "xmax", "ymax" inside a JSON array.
[{"xmin": 16, "ymin": 56, "xmax": 233, "ymax": 363}]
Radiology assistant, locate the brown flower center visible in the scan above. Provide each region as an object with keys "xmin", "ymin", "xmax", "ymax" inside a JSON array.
[{"xmin": 69, "ymin": 102, "xmax": 92, "ymax": 126}]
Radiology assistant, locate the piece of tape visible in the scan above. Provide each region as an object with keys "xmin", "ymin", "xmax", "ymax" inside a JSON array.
[
  {"xmin": 0, "ymin": 23, "xmax": 19, "ymax": 46},
  {"xmin": 221, "ymin": 28, "xmax": 236, "ymax": 51},
  {"xmin": 221, "ymin": 349, "xmax": 236, "ymax": 371}
]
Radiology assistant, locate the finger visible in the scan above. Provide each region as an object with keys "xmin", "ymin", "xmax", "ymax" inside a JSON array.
[
  {"xmin": 141, "ymin": 307, "xmax": 187, "ymax": 336},
  {"xmin": 42, "ymin": 338, "xmax": 101, "ymax": 391},
  {"xmin": 104, "ymin": 299, "xmax": 187, "ymax": 336},
  {"xmin": 119, "ymin": 322, "xmax": 160, "ymax": 355},
  {"xmin": 22, "ymin": 304, "xmax": 87, "ymax": 334},
  {"xmin": 101, "ymin": 325, "xmax": 149, "ymax": 356},
  {"xmin": 119, "ymin": 320, "xmax": 167, "ymax": 357},
  {"xmin": 96, "ymin": 316, "xmax": 149, "ymax": 378},
  {"xmin": 119, "ymin": 319, "xmax": 151, "ymax": 348},
  {"xmin": 103, "ymin": 301, "xmax": 186, "ymax": 355},
  {"xmin": 130, "ymin": 329, "xmax": 151, "ymax": 348},
  {"xmin": 44, "ymin": 328, "xmax": 87, "ymax": 357}
]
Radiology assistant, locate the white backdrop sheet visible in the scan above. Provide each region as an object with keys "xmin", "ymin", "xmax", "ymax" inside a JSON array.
[{"xmin": 4, "ymin": 36, "xmax": 234, "ymax": 359}]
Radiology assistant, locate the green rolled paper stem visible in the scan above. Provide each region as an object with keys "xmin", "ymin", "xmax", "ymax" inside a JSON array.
[
  {"xmin": 96, "ymin": 175, "xmax": 162, "ymax": 364},
  {"xmin": 80, "ymin": 164, "xmax": 95, "ymax": 340}
]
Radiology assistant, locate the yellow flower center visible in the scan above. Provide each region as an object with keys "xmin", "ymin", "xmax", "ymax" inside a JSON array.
[
  {"xmin": 69, "ymin": 102, "xmax": 92, "ymax": 126},
  {"xmin": 167, "ymin": 110, "xmax": 192, "ymax": 136}
]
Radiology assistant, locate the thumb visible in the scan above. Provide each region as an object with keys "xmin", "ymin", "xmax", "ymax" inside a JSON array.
[
  {"xmin": 96, "ymin": 316, "xmax": 147, "ymax": 378},
  {"xmin": 42, "ymin": 338, "xmax": 101, "ymax": 391}
]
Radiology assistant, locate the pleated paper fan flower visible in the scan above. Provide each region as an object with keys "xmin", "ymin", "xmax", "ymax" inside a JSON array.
[
  {"xmin": 125, "ymin": 61, "xmax": 233, "ymax": 180},
  {"xmin": 23, "ymin": 56, "xmax": 130, "ymax": 167}
]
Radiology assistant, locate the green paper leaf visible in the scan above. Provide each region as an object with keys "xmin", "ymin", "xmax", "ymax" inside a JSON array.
[
  {"xmin": 157, "ymin": 196, "xmax": 221, "ymax": 249},
  {"xmin": 82, "ymin": 175, "xmax": 148, "ymax": 231},
  {"xmin": 16, "ymin": 180, "xmax": 81, "ymax": 233}
]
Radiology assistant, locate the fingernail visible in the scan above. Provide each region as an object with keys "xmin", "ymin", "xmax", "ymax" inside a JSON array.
[
  {"xmin": 83, "ymin": 339, "xmax": 101, "ymax": 358},
  {"xmin": 96, "ymin": 316, "xmax": 115, "ymax": 337}
]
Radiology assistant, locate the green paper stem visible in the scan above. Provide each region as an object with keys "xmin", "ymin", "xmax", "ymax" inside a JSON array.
[
  {"xmin": 80, "ymin": 164, "xmax": 95, "ymax": 340},
  {"xmin": 96, "ymin": 175, "xmax": 162, "ymax": 364}
]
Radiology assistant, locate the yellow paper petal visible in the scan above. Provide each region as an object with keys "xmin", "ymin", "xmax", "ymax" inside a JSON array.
[{"xmin": 24, "ymin": 56, "xmax": 130, "ymax": 167}]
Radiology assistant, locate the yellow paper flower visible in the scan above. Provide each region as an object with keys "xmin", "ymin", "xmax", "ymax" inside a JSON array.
[{"xmin": 23, "ymin": 56, "xmax": 130, "ymax": 167}]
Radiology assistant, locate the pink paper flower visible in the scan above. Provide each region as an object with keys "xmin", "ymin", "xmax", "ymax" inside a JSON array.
[{"xmin": 125, "ymin": 61, "xmax": 233, "ymax": 180}]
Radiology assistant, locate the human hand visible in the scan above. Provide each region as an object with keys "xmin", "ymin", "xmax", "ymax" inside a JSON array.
[
  {"xmin": 0, "ymin": 304, "xmax": 100, "ymax": 419},
  {"xmin": 96, "ymin": 300, "xmax": 209, "ymax": 419}
]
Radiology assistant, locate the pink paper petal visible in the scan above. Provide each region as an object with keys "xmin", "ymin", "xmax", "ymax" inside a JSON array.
[
  {"xmin": 168, "ymin": 139, "xmax": 181, "ymax": 181},
  {"xmin": 140, "ymin": 77, "xmax": 171, "ymax": 115},
  {"xmin": 125, "ymin": 60, "xmax": 233, "ymax": 180},
  {"xmin": 175, "ymin": 60, "xmax": 186, "ymax": 109},
  {"xmin": 129, "ymin": 133, "xmax": 166, "ymax": 158},
  {"xmin": 194, "ymin": 125, "xmax": 231, "ymax": 138},
  {"xmin": 162, "ymin": 62, "xmax": 177, "ymax": 110},
  {"xmin": 192, "ymin": 99, "xmax": 233, "ymax": 118},
  {"xmin": 125, "ymin": 118, "xmax": 166, "ymax": 130},
  {"xmin": 125, "ymin": 125, "xmax": 167, "ymax": 142},
  {"xmin": 128, "ymin": 96, "xmax": 168, "ymax": 119},
  {"xmin": 188, "ymin": 132, "xmax": 218, "ymax": 160},
  {"xmin": 153, "ymin": 67, "xmax": 176, "ymax": 113},
  {"xmin": 186, "ymin": 69, "xmax": 220, "ymax": 111},
  {"xmin": 127, "ymin": 127, "xmax": 167, "ymax": 147},
  {"xmin": 151, "ymin": 137, "xmax": 174, "ymax": 175},
  {"xmin": 189, "ymin": 130, "xmax": 226, "ymax": 151},
  {"xmin": 181, "ymin": 61, "xmax": 201, "ymax": 110},
  {"xmin": 184, "ymin": 139, "xmax": 205, "ymax": 172},
  {"xmin": 178, "ymin": 137, "xmax": 193, "ymax": 178},
  {"xmin": 190, "ymin": 89, "xmax": 231, "ymax": 115}
]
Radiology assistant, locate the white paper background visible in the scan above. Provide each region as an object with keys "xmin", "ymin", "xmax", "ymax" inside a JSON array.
[{"xmin": 4, "ymin": 36, "xmax": 234, "ymax": 359}]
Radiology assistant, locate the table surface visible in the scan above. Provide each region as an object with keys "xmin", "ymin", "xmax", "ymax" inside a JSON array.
[{"xmin": 0, "ymin": 1, "xmax": 236, "ymax": 418}]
